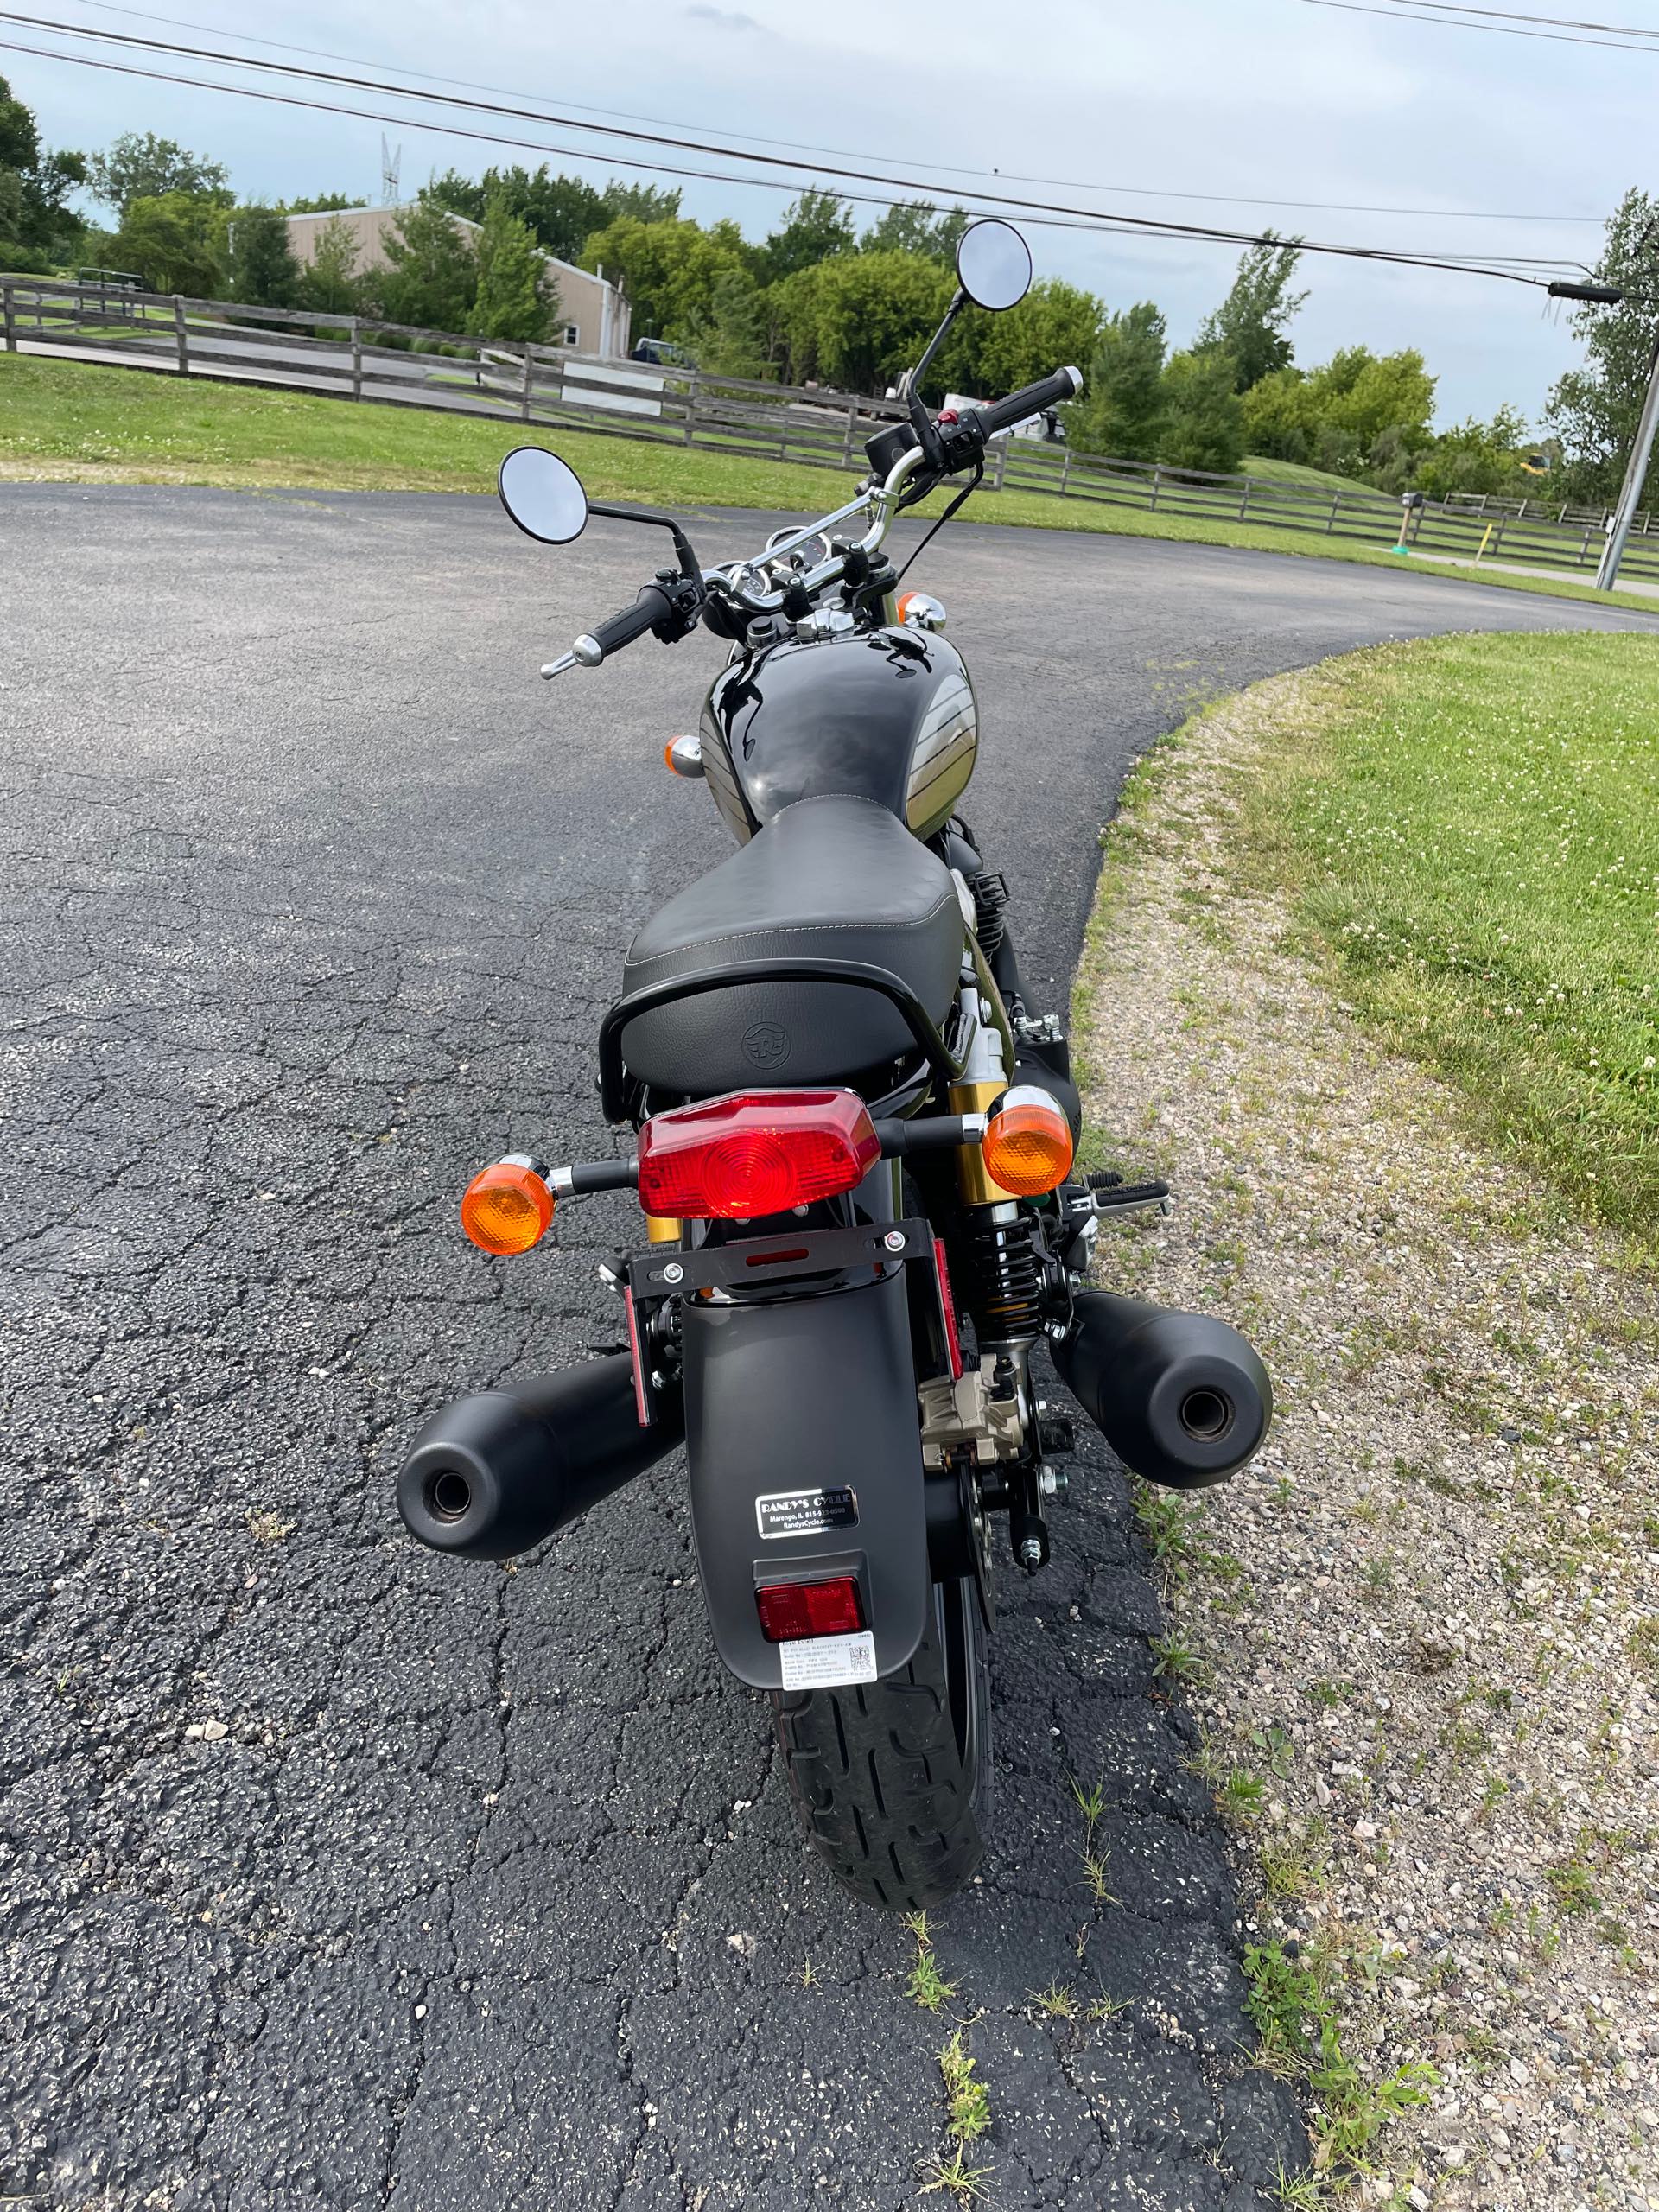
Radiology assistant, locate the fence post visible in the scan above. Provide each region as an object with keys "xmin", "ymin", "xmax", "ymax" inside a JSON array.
[
  {"xmin": 1238, "ymin": 480, "xmax": 1250, "ymax": 520},
  {"xmin": 2, "ymin": 283, "xmax": 13, "ymax": 353},
  {"xmin": 1326, "ymin": 494, "xmax": 1339, "ymax": 535},
  {"xmin": 992, "ymin": 441, "xmax": 1007, "ymax": 491},
  {"xmin": 1148, "ymin": 467, "xmax": 1161, "ymax": 510},
  {"xmin": 520, "ymin": 343, "xmax": 533, "ymax": 422},
  {"xmin": 173, "ymin": 295, "xmax": 188, "ymax": 376},
  {"xmin": 843, "ymin": 397, "xmax": 858, "ymax": 466},
  {"xmin": 683, "ymin": 370, "xmax": 697, "ymax": 446},
  {"xmin": 351, "ymin": 317, "xmax": 363, "ymax": 401},
  {"xmin": 1058, "ymin": 448, "xmax": 1071, "ymax": 495}
]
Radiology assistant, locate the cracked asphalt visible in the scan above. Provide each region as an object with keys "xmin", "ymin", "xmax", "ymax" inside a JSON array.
[{"xmin": 4, "ymin": 481, "xmax": 1655, "ymax": 2212}]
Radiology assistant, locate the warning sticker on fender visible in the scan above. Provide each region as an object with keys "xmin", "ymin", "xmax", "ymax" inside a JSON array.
[
  {"xmin": 779, "ymin": 1630, "xmax": 878, "ymax": 1691},
  {"xmin": 755, "ymin": 1485, "xmax": 858, "ymax": 1541}
]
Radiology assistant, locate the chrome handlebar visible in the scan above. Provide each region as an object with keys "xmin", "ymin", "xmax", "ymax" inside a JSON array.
[{"xmin": 698, "ymin": 441, "xmax": 931, "ymax": 618}]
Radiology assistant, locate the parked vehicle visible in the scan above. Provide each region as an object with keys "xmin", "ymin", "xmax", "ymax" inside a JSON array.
[
  {"xmin": 630, "ymin": 335, "xmax": 695, "ymax": 367},
  {"xmin": 398, "ymin": 223, "xmax": 1272, "ymax": 1911}
]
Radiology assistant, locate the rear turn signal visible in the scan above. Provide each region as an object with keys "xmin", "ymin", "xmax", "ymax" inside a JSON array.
[
  {"xmin": 756, "ymin": 1574, "xmax": 864, "ymax": 1643},
  {"xmin": 637, "ymin": 1089, "xmax": 880, "ymax": 1220},
  {"xmin": 982, "ymin": 1084, "xmax": 1074, "ymax": 1197},
  {"xmin": 460, "ymin": 1157, "xmax": 555, "ymax": 1255}
]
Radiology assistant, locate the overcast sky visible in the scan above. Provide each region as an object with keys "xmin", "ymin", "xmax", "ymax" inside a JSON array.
[{"xmin": 10, "ymin": 0, "xmax": 1651, "ymax": 424}]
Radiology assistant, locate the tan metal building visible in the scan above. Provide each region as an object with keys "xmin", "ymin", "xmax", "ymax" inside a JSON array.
[{"xmin": 284, "ymin": 206, "xmax": 631, "ymax": 354}]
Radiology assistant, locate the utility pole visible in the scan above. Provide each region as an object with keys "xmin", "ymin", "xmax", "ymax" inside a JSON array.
[
  {"xmin": 1596, "ymin": 331, "xmax": 1659, "ymax": 591},
  {"xmin": 1551, "ymin": 244, "xmax": 1657, "ymax": 594}
]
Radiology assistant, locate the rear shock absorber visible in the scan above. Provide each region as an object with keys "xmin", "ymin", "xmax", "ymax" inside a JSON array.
[{"xmin": 955, "ymin": 1202, "xmax": 1044, "ymax": 1348}]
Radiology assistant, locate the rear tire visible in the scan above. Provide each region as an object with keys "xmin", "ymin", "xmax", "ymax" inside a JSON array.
[{"xmin": 772, "ymin": 1576, "xmax": 990, "ymax": 1910}]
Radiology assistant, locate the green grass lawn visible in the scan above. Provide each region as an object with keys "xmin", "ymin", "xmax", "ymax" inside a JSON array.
[
  {"xmin": 1224, "ymin": 636, "xmax": 1659, "ymax": 1251},
  {"xmin": 3, "ymin": 353, "xmax": 1656, "ymax": 614},
  {"xmin": 1240, "ymin": 454, "xmax": 1390, "ymax": 498}
]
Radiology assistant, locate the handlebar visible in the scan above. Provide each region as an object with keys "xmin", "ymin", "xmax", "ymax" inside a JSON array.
[
  {"xmin": 540, "ymin": 362, "xmax": 1083, "ymax": 675},
  {"xmin": 543, "ymin": 581, "xmax": 676, "ymax": 677},
  {"xmin": 976, "ymin": 365, "xmax": 1083, "ymax": 440}
]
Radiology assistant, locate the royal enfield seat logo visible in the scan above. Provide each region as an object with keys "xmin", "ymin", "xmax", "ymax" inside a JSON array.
[
  {"xmin": 742, "ymin": 1020, "xmax": 791, "ymax": 1068},
  {"xmin": 756, "ymin": 1487, "xmax": 858, "ymax": 1540}
]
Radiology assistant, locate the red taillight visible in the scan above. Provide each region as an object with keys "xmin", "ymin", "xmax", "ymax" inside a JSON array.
[
  {"xmin": 636, "ymin": 1090, "xmax": 880, "ymax": 1221},
  {"xmin": 755, "ymin": 1575, "xmax": 865, "ymax": 1643}
]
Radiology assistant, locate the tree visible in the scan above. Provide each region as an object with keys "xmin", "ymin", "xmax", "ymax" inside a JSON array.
[
  {"xmin": 682, "ymin": 264, "xmax": 770, "ymax": 378},
  {"xmin": 960, "ymin": 278, "xmax": 1104, "ymax": 406},
  {"xmin": 87, "ymin": 130, "xmax": 230, "ymax": 217},
  {"xmin": 1546, "ymin": 188, "xmax": 1659, "ymax": 508},
  {"xmin": 282, "ymin": 191, "xmax": 359, "ymax": 215},
  {"xmin": 110, "ymin": 191, "xmax": 225, "ymax": 295},
  {"xmin": 861, "ymin": 200, "xmax": 969, "ymax": 263},
  {"xmin": 1243, "ymin": 347, "xmax": 1436, "ymax": 475},
  {"xmin": 225, "ymin": 203, "xmax": 300, "ymax": 308},
  {"xmin": 1309, "ymin": 346, "xmax": 1435, "ymax": 449},
  {"xmin": 1157, "ymin": 348, "xmax": 1246, "ymax": 473},
  {"xmin": 295, "ymin": 214, "xmax": 361, "ymax": 315},
  {"xmin": 579, "ymin": 212, "xmax": 748, "ymax": 344},
  {"xmin": 1194, "ymin": 233, "xmax": 1307, "ymax": 391},
  {"xmin": 0, "ymin": 72, "xmax": 87, "ymax": 263},
  {"xmin": 1408, "ymin": 405, "xmax": 1531, "ymax": 501},
  {"xmin": 466, "ymin": 197, "xmax": 558, "ymax": 343},
  {"xmin": 433, "ymin": 168, "xmax": 682, "ymax": 262},
  {"xmin": 1067, "ymin": 302, "xmax": 1168, "ymax": 460},
  {"xmin": 374, "ymin": 193, "xmax": 478, "ymax": 332},
  {"xmin": 756, "ymin": 189, "xmax": 856, "ymax": 283},
  {"xmin": 807, "ymin": 250, "xmax": 954, "ymax": 395},
  {"xmin": 1239, "ymin": 365, "xmax": 1316, "ymax": 462}
]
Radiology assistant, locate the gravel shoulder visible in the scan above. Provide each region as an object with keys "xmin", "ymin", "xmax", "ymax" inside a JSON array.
[{"xmin": 1073, "ymin": 668, "xmax": 1659, "ymax": 2209}]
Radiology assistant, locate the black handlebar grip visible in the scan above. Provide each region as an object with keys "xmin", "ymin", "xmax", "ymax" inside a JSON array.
[
  {"xmin": 977, "ymin": 365, "xmax": 1084, "ymax": 439},
  {"xmin": 582, "ymin": 582, "xmax": 676, "ymax": 662}
]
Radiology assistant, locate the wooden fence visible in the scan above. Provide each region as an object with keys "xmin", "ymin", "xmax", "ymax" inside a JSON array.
[{"xmin": 6, "ymin": 275, "xmax": 1656, "ymax": 586}]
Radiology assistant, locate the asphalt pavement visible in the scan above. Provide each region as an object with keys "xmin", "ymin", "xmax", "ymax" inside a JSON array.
[{"xmin": 3, "ymin": 483, "xmax": 1654, "ymax": 2212}]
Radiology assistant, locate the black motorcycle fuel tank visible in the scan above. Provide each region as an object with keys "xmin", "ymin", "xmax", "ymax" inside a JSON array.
[{"xmin": 699, "ymin": 626, "xmax": 978, "ymax": 844}]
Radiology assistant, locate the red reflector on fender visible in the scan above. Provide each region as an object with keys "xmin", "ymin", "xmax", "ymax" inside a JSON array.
[
  {"xmin": 755, "ymin": 1575, "xmax": 865, "ymax": 1643},
  {"xmin": 637, "ymin": 1089, "xmax": 880, "ymax": 1220}
]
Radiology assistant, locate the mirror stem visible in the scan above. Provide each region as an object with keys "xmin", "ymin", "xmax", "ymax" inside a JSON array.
[
  {"xmin": 902, "ymin": 289, "xmax": 966, "ymax": 469},
  {"xmin": 588, "ymin": 500, "xmax": 701, "ymax": 580}
]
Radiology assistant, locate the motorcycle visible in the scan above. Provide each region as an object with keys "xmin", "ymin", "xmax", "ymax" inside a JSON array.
[{"xmin": 397, "ymin": 221, "xmax": 1272, "ymax": 1910}]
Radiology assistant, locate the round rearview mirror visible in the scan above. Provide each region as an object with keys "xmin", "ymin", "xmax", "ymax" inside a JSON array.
[
  {"xmin": 955, "ymin": 219, "xmax": 1033, "ymax": 313},
  {"xmin": 498, "ymin": 445, "xmax": 588, "ymax": 544}
]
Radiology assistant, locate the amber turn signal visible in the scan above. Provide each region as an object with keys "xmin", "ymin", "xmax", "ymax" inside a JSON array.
[
  {"xmin": 460, "ymin": 1157, "xmax": 555, "ymax": 1255},
  {"xmin": 982, "ymin": 1084, "xmax": 1074, "ymax": 1198}
]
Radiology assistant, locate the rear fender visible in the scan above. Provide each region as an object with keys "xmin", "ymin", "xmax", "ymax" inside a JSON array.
[{"xmin": 681, "ymin": 1268, "xmax": 928, "ymax": 1689}]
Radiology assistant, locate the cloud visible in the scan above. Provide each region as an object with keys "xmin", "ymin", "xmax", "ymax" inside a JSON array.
[{"xmin": 685, "ymin": 4, "xmax": 764, "ymax": 27}]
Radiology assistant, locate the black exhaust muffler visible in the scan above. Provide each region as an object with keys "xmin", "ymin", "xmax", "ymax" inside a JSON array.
[
  {"xmin": 397, "ymin": 1354, "xmax": 684, "ymax": 1560},
  {"xmin": 1053, "ymin": 1288, "xmax": 1271, "ymax": 1490}
]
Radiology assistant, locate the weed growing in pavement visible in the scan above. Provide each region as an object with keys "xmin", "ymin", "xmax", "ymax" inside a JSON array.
[
  {"xmin": 1081, "ymin": 1847, "xmax": 1120, "ymax": 1905},
  {"xmin": 1150, "ymin": 1631, "xmax": 1203, "ymax": 1685},
  {"xmin": 918, "ymin": 2148, "xmax": 993, "ymax": 2202},
  {"xmin": 1243, "ymin": 1938, "xmax": 1438, "ymax": 2193},
  {"xmin": 1068, "ymin": 1777, "xmax": 1106, "ymax": 1827},
  {"xmin": 1027, "ymin": 1981, "xmax": 1078, "ymax": 2020},
  {"xmin": 904, "ymin": 1914, "xmax": 957, "ymax": 2012},
  {"xmin": 798, "ymin": 1956, "xmax": 818, "ymax": 1990},
  {"xmin": 1088, "ymin": 1993, "xmax": 1132, "ymax": 2022},
  {"xmin": 939, "ymin": 2029, "xmax": 992, "ymax": 2142},
  {"xmin": 1221, "ymin": 1768, "xmax": 1268, "ymax": 1821}
]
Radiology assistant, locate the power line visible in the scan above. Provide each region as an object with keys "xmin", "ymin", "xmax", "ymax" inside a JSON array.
[
  {"xmin": 0, "ymin": 18, "xmax": 1580, "ymax": 286},
  {"xmin": 1294, "ymin": 0, "xmax": 1659, "ymax": 50},
  {"xmin": 40, "ymin": 0, "xmax": 1608, "ymax": 225},
  {"xmin": 1363, "ymin": 0, "xmax": 1659, "ymax": 36}
]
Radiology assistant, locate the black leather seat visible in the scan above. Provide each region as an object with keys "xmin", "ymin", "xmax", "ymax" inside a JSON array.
[{"xmin": 617, "ymin": 795, "xmax": 965, "ymax": 1098}]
